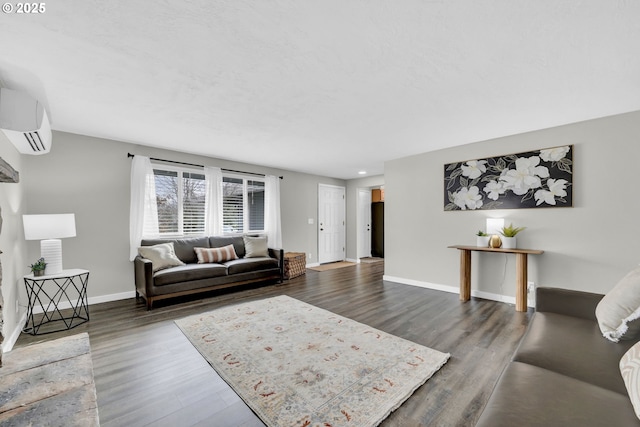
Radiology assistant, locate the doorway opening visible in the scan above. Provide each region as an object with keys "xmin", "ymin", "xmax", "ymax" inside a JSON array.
[{"xmin": 357, "ymin": 186, "xmax": 384, "ymax": 263}]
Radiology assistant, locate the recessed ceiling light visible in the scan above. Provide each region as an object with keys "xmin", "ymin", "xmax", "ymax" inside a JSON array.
[{"xmin": 358, "ymin": 170, "xmax": 367, "ymax": 175}]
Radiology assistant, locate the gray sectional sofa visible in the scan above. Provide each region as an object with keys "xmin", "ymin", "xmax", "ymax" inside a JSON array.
[
  {"xmin": 476, "ymin": 287, "xmax": 640, "ymax": 426},
  {"xmin": 134, "ymin": 236, "xmax": 283, "ymax": 309}
]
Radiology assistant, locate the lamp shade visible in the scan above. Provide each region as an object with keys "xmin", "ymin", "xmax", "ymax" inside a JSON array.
[
  {"xmin": 486, "ymin": 218, "xmax": 505, "ymax": 236},
  {"xmin": 23, "ymin": 214, "xmax": 76, "ymax": 240}
]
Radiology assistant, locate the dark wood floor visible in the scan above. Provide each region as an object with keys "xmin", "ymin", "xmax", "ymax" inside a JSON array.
[{"xmin": 15, "ymin": 262, "xmax": 532, "ymax": 426}]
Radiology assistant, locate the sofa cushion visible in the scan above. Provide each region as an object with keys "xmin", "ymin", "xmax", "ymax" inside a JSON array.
[
  {"xmin": 210, "ymin": 236, "xmax": 246, "ymax": 258},
  {"xmin": 138, "ymin": 243, "xmax": 185, "ymax": 272},
  {"xmin": 596, "ymin": 265, "xmax": 640, "ymax": 342},
  {"xmin": 153, "ymin": 263, "xmax": 228, "ymax": 286},
  {"xmin": 514, "ymin": 312, "xmax": 637, "ymax": 395},
  {"xmin": 475, "ymin": 362, "xmax": 640, "ymax": 427},
  {"xmin": 243, "ymin": 235, "xmax": 268, "ymax": 258},
  {"xmin": 141, "ymin": 237, "xmax": 210, "ymax": 264},
  {"xmin": 224, "ymin": 257, "xmax": 279, "ymax": 275},
  {"xmin": 620, "ymin": 341, "xmax": 640, "ymax": 420},
  {"xmin": 195, "ymin": 245, "xmax": 238, "ymax": 263}
]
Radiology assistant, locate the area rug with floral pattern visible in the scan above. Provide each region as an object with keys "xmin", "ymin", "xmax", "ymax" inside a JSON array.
[{"xmin": 175, "ymin": 295, "xmax": 449, "ymax": 427}]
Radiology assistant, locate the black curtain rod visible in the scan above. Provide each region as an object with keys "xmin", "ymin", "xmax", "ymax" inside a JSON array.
[{"xmin": 127, "ymin": 153, "xmax": 283, "ymax": 179}]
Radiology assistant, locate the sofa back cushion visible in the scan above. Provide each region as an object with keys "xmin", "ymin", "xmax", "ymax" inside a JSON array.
[
  {"xmin": 210, "ymin": 236, "xmax": 246, "ymax": 258},
  {"xmin": 514, "ymin": 311, "xmax": 636, "ymax": 395},
  {"xmin": 141, "ymin": 236, "xmax": 210, "ymax": 264}
]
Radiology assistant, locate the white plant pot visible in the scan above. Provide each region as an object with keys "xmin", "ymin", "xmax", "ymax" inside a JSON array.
[
  {"xmin": 476, "ymin": 236, "xmax": 490, "ymax": 247},
  {"xmin": 501, "ymin": 236, "xmax": 517, "ymax": 249}
]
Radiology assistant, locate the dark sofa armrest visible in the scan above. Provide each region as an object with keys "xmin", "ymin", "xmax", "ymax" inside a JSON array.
[
  {"xmin": 134, "ymin": 256, "xmax": 154, "ymax": 296},
  {"xmin": 268, "ymin": 248, "xmax": 284, "ymax": 281},
  {"xmin": 535, "ymin": 287, "xmax": 604, "ymax": 321}
]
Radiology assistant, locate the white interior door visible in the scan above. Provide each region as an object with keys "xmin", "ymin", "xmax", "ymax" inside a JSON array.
[
  {"xmin": 318, "ymin": 184, "xmax": 346, "ymax": 264},
  {"xmin": 357, "ymin": 188, "xmax": 372, "ymax": 259}
]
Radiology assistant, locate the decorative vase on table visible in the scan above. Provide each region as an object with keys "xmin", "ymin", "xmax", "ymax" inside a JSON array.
[
  {"xmin": 489, "ymin": 235, "xmax": 502, "ymax": 248},
  {"xmin": 498, "ymin": 223, "xmax": 526, "ymax": 250},
  {"xmin": 476, "ymin": 236, "xmax": 490, "ymax": 247},
  {"xmin": 501, "ymin": 236, "xmax": 517, "ymax": 249}
]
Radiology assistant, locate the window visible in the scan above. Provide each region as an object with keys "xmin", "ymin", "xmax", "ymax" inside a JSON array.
[
  {"xmin": 222, "ymin": 176, "xmax": 265, "ymax": 234},
  {"xmin": 148, "ymin": 166, "xmax": 265, "ymax": 237},
  {"xmin": 152, "ymin": 167, "xmax": 206, "ymax": 235}
]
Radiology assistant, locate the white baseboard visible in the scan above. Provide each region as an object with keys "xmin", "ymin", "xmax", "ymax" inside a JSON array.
[
  {"xmin": 31, "ymin": 290, "xmax": 137, "ymax": 315},
  {"xmin": 2, "ymin": 290, "xmax": 136, "ymax": 353},
  {"xmin": 88, "ymin": 290, "xmax": 137, "ymax": 306},
  {"xmin": 306, "ymin": 262, "xmax": 320, "ymax": 268},
  {"xmin": 382, "ymin": 275, "xmax": 534, "ymax": 308}
]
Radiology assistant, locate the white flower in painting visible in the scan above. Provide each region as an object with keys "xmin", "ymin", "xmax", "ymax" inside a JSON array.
[
  {"xmin": 453, "ymin": 186, "xmax": 483, "ymax": 210},
  {"xmin": 483, "ymin": 180, "xmax": 504, "ymax": 201},
  {"xmin": 540, "ymin": 146, "xmax": 570, "ymax": 162},
  {"xmin": 499, "ymin": 156, "xmax": 550, "ymax": 195},
  {"xmin": 461, "ymin": 160, "xmax": 487, "ymax": 179},
  {"xmin": 534, "ymin": 179, "xmax": 568, "ymax": 206}
]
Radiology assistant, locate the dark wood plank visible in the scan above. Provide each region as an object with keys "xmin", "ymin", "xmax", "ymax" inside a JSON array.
[{"xmin": 14, "ymin": 262, "xmax": 531, "ymax": 426}]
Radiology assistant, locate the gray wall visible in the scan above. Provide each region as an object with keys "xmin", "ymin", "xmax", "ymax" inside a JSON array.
[
  {"xmin": 0, "ymin": 135, "xmax": 26, "ymax": 351},
  {"xmin": 384, "ymin": 111, "xmax": 640, "ymax": 303},
  {"xmin": 21, "ymin": 131, "xmax": 344, "ymax": 303}
]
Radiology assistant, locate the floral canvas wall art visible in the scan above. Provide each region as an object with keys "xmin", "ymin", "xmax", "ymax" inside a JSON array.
[{"xmin": 444, "ymin": 145, "xmax": 573, "ymax": 211}]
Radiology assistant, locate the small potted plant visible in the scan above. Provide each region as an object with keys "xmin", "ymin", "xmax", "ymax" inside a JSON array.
[
  {"xmin": 476, "ymin": 230, "xmax": 490, "ymax": 247},
  {"xmin": 29, "ymin": 257, "xmax": 47, "ymax": 276},
  {"xmin": 499, "ymin": 223, "xmax": 526, "ymax": 249}
]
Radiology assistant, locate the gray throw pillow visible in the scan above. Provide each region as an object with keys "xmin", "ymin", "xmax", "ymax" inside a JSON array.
[
  {"xmin": 620, "ymin": 341, "xmax": 640, "ymax": 420},
  {"xmin": 595, "ymin": 265, "xmax": 640, "ymax": 342},
  {"xmin": 138, "ymin": 242, "xmax": 185, "ymax": 272},
  {"xmin": 243, "ymin": 235, "xmax": 269, "ymax": 258}
]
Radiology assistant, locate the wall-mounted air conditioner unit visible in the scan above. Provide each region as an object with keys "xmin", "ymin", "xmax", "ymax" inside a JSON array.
[{"xmin": 0, "ymin": 88, "xmax": 52, "ymax": 155}]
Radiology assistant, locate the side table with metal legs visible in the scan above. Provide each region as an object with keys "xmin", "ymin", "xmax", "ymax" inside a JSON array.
[{"xmin": 23, "ymin": 269, "xmax": 90, "ymax": 335}]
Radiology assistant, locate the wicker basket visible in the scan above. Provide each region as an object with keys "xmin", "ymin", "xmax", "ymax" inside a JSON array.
[{"xmin": 284, "ymin": 252, "xmax": 306, "ymax": 279}]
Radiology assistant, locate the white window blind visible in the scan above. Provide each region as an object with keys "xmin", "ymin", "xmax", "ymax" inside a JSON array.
[
  {"xmin": 247, "ymin": 180, "xmax": 265, "ymax": 231},
  {"xmin": 222, "ymin": 176, "xmax": 265, "ymax": 234},
  {"xmin": 153, "ymin": 168, "xmax": 205, "ymax": 236}
]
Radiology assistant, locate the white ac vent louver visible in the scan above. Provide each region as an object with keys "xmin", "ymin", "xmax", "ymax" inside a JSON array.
[{"xmin": 0, "ymin": 88, "xmax": 52, "ymax": 155}]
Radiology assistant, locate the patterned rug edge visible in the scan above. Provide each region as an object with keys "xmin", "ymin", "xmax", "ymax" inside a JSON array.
[{"xmin": 175, "ymin": 295, "xmax": 450, "ymax": 427}]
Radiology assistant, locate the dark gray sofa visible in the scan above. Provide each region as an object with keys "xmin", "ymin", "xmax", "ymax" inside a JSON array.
[
  {"xmin": 134, "ymin": 236, "xmax": 283, "ymax": 309},
  {"xmin": 476, "ymin": 287, "xmax": 640, "ymax": 426}
]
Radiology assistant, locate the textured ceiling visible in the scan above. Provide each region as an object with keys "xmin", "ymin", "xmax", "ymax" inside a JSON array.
[{"xmin": 1, "ymin": 1, "xmax": 640, "ymax": 179}]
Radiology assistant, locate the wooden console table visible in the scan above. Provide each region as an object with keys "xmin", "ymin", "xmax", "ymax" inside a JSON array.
[{"xmin": 448, "ymin": 245, "xmax": 544, "ymax": 312}]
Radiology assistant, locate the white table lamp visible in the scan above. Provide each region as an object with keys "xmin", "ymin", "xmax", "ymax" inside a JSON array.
[
  {"xmin": 486, "ymin": 218, "xmax": 505, "ymax": 236},
  {"xmin": 23, "ymin": 213, "xmax": 76, "ymax": 275}
]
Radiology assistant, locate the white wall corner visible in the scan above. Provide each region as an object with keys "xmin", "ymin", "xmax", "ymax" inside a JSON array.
[{"xmin": 2, "ymin": 309, "xmax": 27, "ymax": 353}]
